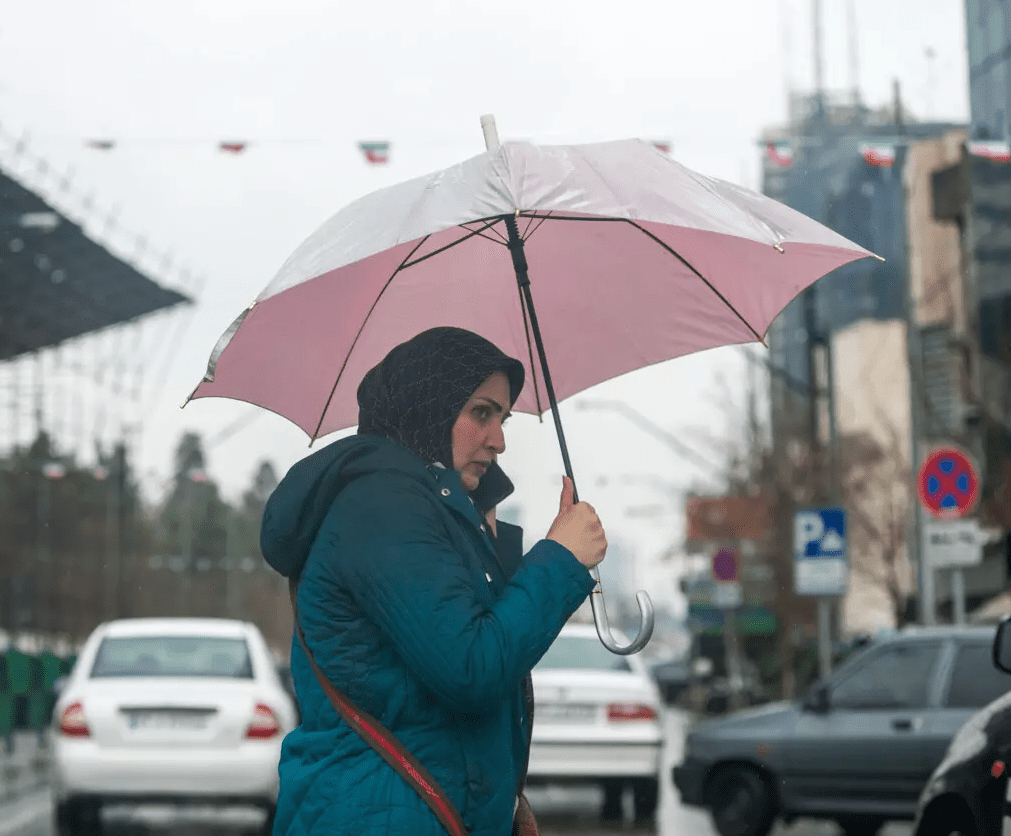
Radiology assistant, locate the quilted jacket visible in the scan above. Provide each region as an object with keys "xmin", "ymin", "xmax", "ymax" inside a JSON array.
[{"xmin": 260, "ymin": 435, "xmax": 595, "ymax": 836}]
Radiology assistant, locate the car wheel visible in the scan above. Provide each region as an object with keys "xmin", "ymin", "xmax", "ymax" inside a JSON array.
[
  {"xmin": 600, "ymin": 779, "xmax": 624, "ymax": 822},
  {"xmin": 837, "ymin": 816, "xmax": 885, "ymax": 836},
  {"xmin": 259, "ymin": 803, "xmax": 276, "ymax": 836},
  {"xmin": 704, "ymin": 765, "xmax": 776, "ymax": 836},
  {"xmin": 55, "ymin": 799, "xmax": 102, "ymax": 836},
  {"xmin": 632, "ymin": 777, "xmax": 659, "ymax": 825},
  {"xmin": 915, "ymin": 807, "xmax": 977, "ymax": 836}
]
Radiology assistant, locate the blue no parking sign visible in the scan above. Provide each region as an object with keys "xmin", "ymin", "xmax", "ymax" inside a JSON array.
[{"xmin": 794, "ymin": 507, "xmax": 848, "ymax": 596}]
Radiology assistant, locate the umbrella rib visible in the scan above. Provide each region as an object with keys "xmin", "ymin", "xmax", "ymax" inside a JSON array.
[
  {"xmin": 517, "ymin": 212, "xmax": 625, "ymax": 223},
  {"xmin": 521, "ymin": 210, "xmax": 544, "ymax": 239},
  {"xmin": 462, "ymin": 219, "xmax": 509, "ymax": 245},
  {"xmin": 521, "ymin": 211, "xmax": 551, "ymax": 241},
  {"xmin": 624, "ymin": 219, "xmax": 765, "ymax": 344},
  {"xmin": 401, "ymin": 218, "xmax": 506, "ymax": 270},
  {"xmin": 309, "ymin": 235, "xmax": 432, "ymax": 443},
  {"xmin": 515, "ymin": 212, "xmax": 764, "ymax": 342}
]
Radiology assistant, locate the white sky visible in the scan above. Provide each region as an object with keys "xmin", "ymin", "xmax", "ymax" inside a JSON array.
[{"xmin": 0, "ymin": 0, "xmax": 970, "ymax": 612}]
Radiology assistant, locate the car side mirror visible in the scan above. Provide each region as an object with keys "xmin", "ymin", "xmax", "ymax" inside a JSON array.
[
  {"xmin": 803, "ymin": 682, "xmax": 831, "ymax": 714},
  {"xmin": 994, "ymin": 617, "xmax": 1011, "ymax": 674}
]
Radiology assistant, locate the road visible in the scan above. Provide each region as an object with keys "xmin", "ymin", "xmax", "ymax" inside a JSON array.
[{"xmin": 2, "ymin": 708, "xmax": 914, "ymax": 836}]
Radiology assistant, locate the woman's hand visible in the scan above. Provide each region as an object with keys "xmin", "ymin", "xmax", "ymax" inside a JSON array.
[{"xmin": 546, "ymin": 476, "xmax": 607, "ymax": 569}]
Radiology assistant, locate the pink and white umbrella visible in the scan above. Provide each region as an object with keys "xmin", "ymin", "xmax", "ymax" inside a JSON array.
[{"xmin": 188, "ymin": 117, "xmax": 876, "ymax": 653}]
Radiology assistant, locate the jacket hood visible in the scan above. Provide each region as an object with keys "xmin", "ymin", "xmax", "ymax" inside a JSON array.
[{"xmin": 260, "ymin": 434, "xmax": 432, "ymax": 579}]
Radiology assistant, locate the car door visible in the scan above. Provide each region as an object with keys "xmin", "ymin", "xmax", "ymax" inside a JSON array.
[{"xmin": 785, "ymin": 640, "xmax": 943, "ymax": 815}]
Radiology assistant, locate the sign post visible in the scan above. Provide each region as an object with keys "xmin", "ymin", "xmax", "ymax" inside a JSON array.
[
  {"xmin": 923, "ymin": 519, "xmax": 1000, "ymax": 623},
  {"xmin": 794, "ymin": 508, "xmax": 847, "ymax": 678},
  {"xmin": 917, "ymin": 446, "xmax": 981, "ymax": 624},
  {"xmin": 711, "ymin": 546, "xmax": 744, "ymax": 710}
]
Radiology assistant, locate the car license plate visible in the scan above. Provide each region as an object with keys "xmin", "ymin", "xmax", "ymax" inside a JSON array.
[
  {"xmin": 126, "ymin": 710, "xmax": 209, "ymax": 731},
  {"xmin": 537, "ymin": 703, "xmax": 596, "ymax": 722}
]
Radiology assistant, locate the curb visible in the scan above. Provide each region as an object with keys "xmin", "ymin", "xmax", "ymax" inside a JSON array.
[{"xmin": 0, "ymin": 787, "xmax": 51, "ymax": 836}]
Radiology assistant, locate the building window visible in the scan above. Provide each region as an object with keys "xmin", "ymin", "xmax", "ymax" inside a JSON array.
[{"xmin": 921, "ymin": 325, "xmax": 961, "ymax": 437}]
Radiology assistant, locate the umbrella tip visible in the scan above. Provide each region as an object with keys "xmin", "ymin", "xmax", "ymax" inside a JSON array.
[{"xmin": 480, "ymin": 114, "xmax": 500, "ymax": 152}]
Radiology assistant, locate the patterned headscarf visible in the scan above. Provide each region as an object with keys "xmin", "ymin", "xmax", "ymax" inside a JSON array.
[{"xmin": 356, "ymin": 327, "xmax": 525, "ymax": 468}]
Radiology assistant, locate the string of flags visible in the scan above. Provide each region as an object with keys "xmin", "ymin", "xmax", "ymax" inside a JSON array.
[
  {"xmin": 78, "ymin": 138, "xmax": 672, "ymax": 165},
  {"xmin": 83, "ymin": 138, "xmax": 394, "ymax": 163},
  {"xmin": 766, "ymin": 138, "xmax": 1011, "ymax": 169}
]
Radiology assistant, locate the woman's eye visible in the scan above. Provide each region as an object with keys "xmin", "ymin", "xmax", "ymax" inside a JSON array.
[{"xmin": 473, "ymin": 406, "xmax": 488, "ymax": 420}]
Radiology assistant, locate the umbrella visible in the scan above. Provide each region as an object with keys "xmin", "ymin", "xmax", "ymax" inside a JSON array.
[{"xmin": 187, "ymin": 116, "xmax": 877, "ymax": 654}]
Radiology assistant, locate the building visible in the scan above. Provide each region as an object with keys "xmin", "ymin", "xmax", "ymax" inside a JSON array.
[{"xmin": 761, "ymin": 90, "xmax": 973, "ymax": 634}]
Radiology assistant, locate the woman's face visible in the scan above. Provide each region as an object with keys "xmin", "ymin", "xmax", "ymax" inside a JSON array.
[{"xmin": 451, "ymin": 371, "xmax": 510, "ymax": 492}]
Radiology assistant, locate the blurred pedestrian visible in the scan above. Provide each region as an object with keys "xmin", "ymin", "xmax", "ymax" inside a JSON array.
[{"xmin": 261, "ymin": 327, "xmax": 607, "ymax": 836}]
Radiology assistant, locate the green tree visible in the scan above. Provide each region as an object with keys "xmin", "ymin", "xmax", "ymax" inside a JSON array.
[{"xmin": 157, "ymin": 432, "xmax": 229, "ymax": 564}]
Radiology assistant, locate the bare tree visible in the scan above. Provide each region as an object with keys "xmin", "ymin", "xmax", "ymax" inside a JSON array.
[{"xmin": 840, "ymin": 428, "xmax": 914, "ymax": 628}]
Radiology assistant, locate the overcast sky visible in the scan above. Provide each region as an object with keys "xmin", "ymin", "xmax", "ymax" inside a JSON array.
[{"xmin": 0, "ymin": 0, "xmax": 971, "ymax": 610}]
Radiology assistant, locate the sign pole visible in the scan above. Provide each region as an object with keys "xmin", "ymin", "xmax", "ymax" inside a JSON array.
[
  {"xmin": 952, "ymin": 569, "xmax": 966, "ymax": 625},
  {"xmin": 817, "ymin": 599, "xmax": 832, "ymax": 678}
]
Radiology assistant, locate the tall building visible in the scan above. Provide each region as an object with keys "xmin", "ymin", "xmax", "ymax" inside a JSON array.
[
  {"xmin": 965, "ymin": 0, "xmax": 1011, "ymax": 141},
  {"xmin": 761, "ymin": 90, "xmax": 970, "ymax": 633}
]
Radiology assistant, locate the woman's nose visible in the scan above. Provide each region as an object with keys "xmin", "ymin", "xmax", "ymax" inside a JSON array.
[{"xmin": 488, "ymin": 421, "xmax": 506, "ymax": 454}]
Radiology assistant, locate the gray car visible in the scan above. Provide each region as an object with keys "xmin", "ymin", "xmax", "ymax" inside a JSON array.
[{"xmin": 673, "ymin": 626, "xmax": 1011, "ymax": 836}]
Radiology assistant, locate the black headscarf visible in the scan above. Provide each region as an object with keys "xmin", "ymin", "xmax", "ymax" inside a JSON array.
[{"xmin": 356, "ymin": 327, "xmax": 525, "ymax": 469}]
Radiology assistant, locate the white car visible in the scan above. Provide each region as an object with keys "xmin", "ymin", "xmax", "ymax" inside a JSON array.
[
  {"xmin": 527, "ymin": 622, "xmax": 665, "ymax": 824},
  {"xmin": 51, "ymin": 617, "xmax": 298, "ymax": 836}
]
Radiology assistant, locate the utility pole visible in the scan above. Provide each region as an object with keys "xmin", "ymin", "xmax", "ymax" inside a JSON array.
[
  {"xmin": 846, "ymin": 0, "xmax": 862, "ymax": 109},
  {"xmin": 812, "ymin": 0, "xmax": 825, "ymax": 118},
  {"xmin": 804, "ymin": 287, "xmax": 840, "ymax": 679},
  {"xmin": 891, "ymin": 78, "xmax": 934, "ymax": 625}
]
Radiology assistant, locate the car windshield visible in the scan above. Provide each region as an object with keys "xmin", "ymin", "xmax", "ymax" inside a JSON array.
[
  {"xmin": 90, "ymin": 636, "xmax": 254, "ymax": 678},
  {"xmin": 536, "ymin": 636, "xmax": 632, "ymax": 672}
]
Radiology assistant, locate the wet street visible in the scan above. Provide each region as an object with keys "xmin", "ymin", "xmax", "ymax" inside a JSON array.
[{"xmin": 2, "ymin": 708, "xmax": 915, "ymax": 836}]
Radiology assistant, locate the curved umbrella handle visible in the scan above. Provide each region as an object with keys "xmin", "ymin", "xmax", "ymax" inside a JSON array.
[{"xmin": 589, "ymin": 568, "xmax": 655, "ymax": 655}]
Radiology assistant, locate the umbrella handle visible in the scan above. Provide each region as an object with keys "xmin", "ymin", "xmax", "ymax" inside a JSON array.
[{"xmin": 589, "ymin": 569, "xmax": 655, "ymax": 656}]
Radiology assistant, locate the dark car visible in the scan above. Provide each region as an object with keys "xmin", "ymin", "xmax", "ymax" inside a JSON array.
[
  {"xmin": 649, "ymin": 656, "xmax": 690, "ymax": 704},
  {"xmin": 912, "ymin": 618, "xmax": 1011, "ymax": 836},
  {"xmin": 673, "ymin": 626, "xmax": 1010, "ymax": 836}
]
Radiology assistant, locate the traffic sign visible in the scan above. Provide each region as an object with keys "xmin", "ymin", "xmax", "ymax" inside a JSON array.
[
  {"xmin": 712, "ymin": 546, "xmax": 739, "ymax": 582},
  {"xmin": 924, "ymin": 519, "xmax": 1002, "ymax": 568},
  {"xmin": 713, "ymin": 581, "xmax": 743, "ymax": 609},
  {"xmin": 917, "ymin": 446, "xmax": 980, "ymax": 520},
  {"xmin": 794, "ymin": 507, "xmax": 848, "ymax": 596}
]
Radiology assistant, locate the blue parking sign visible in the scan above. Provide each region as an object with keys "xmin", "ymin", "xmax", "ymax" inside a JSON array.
[{"xmin": 794, "ymin": 507, "xmax": 848, "ymax": 596}]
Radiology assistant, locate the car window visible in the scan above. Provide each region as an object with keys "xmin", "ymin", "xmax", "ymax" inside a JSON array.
[
  {"xmin": 536, "ymin": 636, "xmax": 632, "ymax": 672},
  {"xmin": 945, "ymin": 643, "xmax": 1011, "ymax": 708},
  {"xmin": 90, "ymin": 636, "xmax": 254, "ymax": 679},
  {"xmin": 830, "ymin": 642, "xmax": 941, "ymax": 710}
]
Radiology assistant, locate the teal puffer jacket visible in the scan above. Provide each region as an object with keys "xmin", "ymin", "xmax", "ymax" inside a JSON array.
[{"xmin": 261, "ymin": 436, "xmax": 595, "ymax": 836}]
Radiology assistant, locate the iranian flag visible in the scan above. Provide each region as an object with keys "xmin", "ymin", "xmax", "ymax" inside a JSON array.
[
  {"xmin": 358, "ymin": 141, "xmax": 390, "ymax": 164},
  {"xmin": 766, "ymin": 141, "xmax": 794, "ymax": 168},
  {"xmin": 651, "ymin": 141, "xmax": 671, "ymax": 154},
  {"xmin": 967, "ymin": 140, "xmax": 1011, "ymax": 162},
  {"xmin": 219, "ymin": 142, "xmax": 248, "ymax": 154},
  {"xmin": 861, "ymin": 144, "xmax": 896, "ymax": 167}
]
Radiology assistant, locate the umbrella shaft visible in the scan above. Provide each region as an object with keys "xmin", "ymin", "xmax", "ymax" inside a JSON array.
[{"xmin": 502, "ymin": 214, "xmax": 578, "ymax": 502}]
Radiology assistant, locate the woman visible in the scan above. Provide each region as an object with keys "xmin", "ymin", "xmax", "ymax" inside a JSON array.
[{"xmin": 261, "ymin": 327, "xmax": 607, "ymax": 836}]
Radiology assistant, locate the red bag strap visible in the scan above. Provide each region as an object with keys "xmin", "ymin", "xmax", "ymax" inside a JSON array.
[{"xmin": 289, "ymin": 580, "xmax": 469, "ymax": 836}]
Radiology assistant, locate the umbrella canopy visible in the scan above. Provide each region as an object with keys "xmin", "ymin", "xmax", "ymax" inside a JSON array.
[{"xmin": 189, "ymin": 138, "xmax": 874, "ymax": 440}]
